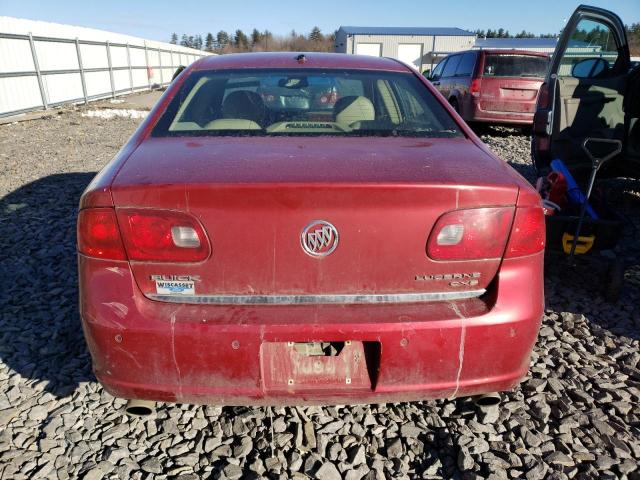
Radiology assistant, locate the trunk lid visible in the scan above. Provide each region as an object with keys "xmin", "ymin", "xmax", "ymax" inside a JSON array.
[
  {"xmin": 478, "ymin": 52, "xmax": 548, "ymax": 114},
  {"xmin": 111, "ymin": 136, "xmax": 520, "ymax": 300},
  {"xmin": 478, "ymin": 76, "xmax": 543, "ymax": 114}
]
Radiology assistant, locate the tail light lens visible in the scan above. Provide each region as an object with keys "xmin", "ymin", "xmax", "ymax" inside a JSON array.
[
  {"xmin": 533, "ymin": 82, "xmax": 552, "ymax": 137},
  {"xmin": 537, "ymin": 82, "xmax": 550, "ymax": 109},
  {"xmin": 427, "ymin": 207, "xmax": 514, "ymax": 261},
  {"xmin": 470, "ymin": 79, "xmax": 482, "ymax": 97},
  {"xmin": 319, "ymin": 91, "xmax": 339, "ymax": 105},
  {"xmin": 78, "ymin": 208, "xmax": 127, "ymax": 260},
  {"xmin": 504, "ymin": 206, "xmax": 545, "ymax": 258},
  {"xmin": 117, "ymin": 209, "xmax": 210, "ymax": 262}
]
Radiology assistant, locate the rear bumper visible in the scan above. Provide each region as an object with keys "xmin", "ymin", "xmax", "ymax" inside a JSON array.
[
  {"xmin": 469, "ymin": 100, "xmax": 535, "ymax": 125},
  {"xmin": 79, "ymin": 252, "xmax": 544, "ymax": 405}
]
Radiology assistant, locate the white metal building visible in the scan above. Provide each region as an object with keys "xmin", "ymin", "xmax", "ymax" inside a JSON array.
[
  {"xmin": 335, "ymin": 27, "xmax": 476, "ymax": 72},
  {"xmin": 0, "ymin": 17, "xmax": 207, "ymax": 117}
]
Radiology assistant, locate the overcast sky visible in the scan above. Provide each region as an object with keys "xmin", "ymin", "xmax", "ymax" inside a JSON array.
[{"xmin": 1, "ymin": 0, "xmax": 638, "ymax": 42}]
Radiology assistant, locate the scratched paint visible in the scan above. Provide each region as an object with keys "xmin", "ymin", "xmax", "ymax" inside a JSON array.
[
  {"xmin": 449, "ymin": 302, "xmax": 467, "ymax": 399},
  {"xmin": 170, "ymin": 314, "xmax": 183, "ymax": 400},
  {"xmin": 101, "ymin": 302, "xmax": 128, "ymax": 319}
]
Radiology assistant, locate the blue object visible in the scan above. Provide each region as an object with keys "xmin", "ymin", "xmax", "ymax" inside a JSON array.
[{"xmin": 550, "ymin": 159, "xmax": 599, "ymax": 220}]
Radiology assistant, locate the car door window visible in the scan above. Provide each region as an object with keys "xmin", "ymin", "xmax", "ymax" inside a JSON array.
[
  {"xmin": 455, "ymin": 53, "xmax": 476, "ymax": 77},
  {"xmin": 442, "ymin": 56, "xmax": 461, "ymax": 78},
  {"xmin": 558, "ymin": 18, "xmax": 620, "ymax": 78},
  {"xmin": 431, "ymin": 59, "xmax": 447, "ymax": 80}
]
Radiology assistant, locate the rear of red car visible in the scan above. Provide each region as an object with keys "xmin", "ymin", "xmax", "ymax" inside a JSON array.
[
  {"xmin": 470, "ymin": 50, "xmax": 549, "ymax": 125},
  {"xmin": 77, "ymin": 53, "xmax": 544, "ymax": 405}
]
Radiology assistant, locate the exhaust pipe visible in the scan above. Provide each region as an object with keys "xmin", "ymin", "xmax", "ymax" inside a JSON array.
[
  {"xmin": 473, "ymin": 392, "xmax": 501, "ymax": 410},
  {"xmin": 124, "ymin": 399, "xmax": 156, "ymax": 417},
  {"xmin": 473, "ymin": 392, "xmax": 501, "ymax": 422}
]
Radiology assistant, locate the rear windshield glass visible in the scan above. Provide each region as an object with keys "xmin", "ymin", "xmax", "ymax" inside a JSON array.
[
  {"xmin": 152, "ymin": 69, "xmax": 463, "ymax": 138},
  {"xmin": 482, "ymin": 54, "xmax": 549, "ymax": 78}
]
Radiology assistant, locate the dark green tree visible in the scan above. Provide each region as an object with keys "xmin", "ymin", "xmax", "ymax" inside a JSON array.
[
  {"xmin": 309, "ymin": 26, "xmax": 323, "ymax": 42},
  {"xmin": 205, "ymin": 33, "xmax": 214, "ymax": 51},
  {"xmin": 216, "ymin": 30, "xmax": 230, "ymax": 47},
  {"xmin": 234, "ymin": 29, "xmax": 249, "ymax": 50},
  {"xmin": 193, "ymin": 34, "xmax": 203, "ymax": 50},
  {"xmin": 251, "ymin": 28, "xmax": 262, "ymax": 47},
  {"xmin": 170, "ymin": 33, "xmax": 178, "ymax": 44}
]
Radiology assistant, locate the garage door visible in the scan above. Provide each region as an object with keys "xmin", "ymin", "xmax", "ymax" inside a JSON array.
[
  {"xmin": 356, "ymin": 43, "xmax": 382, "ymax": 57},
  {"xmin": 398, "ymin": 44, "xmax": 423, "ymax": 69}
]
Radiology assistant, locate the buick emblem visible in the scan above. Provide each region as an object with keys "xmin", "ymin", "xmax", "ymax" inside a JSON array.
[{"xmin": 301, "ymin": 220, "xmax": 339, "ymax": 257}]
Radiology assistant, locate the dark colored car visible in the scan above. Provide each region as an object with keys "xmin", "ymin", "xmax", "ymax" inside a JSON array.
[
  {"xmin": 77, "ymin": 52, "xmax": 545, "ymax": 407},
  {"xmin": 532, "ymin": 5, "xmax": 640, "ymax": 179},
  {"xmin": 429, "ymin": 49, "xmax": 550, "ymax": 126}
]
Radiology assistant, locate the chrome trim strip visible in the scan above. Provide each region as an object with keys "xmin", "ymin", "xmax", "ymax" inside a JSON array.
[{"xmin": 147, "ymin": 290, "xmax": 486, "ymax": 305}]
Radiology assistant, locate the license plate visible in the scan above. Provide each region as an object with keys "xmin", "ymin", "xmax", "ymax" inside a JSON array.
[{"xmin": 261, "ymin": 341, "xmax": 376, "ymax": 393}]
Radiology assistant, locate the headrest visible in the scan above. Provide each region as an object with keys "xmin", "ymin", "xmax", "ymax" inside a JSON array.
[
  {"xmin": 334, "ymin": 96, "xmax": 375, "ymax": 125},
  {"xmin": 221, "ymin": 90, "xmax": 265, "ymax": 123}
]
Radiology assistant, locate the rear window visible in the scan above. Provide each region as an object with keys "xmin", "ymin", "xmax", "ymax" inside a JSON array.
[
  {"xmin": 152, "ymin": 69, "xmax": 463, "ymax": 138},
  {"xmin": 482, "ymin": 54, "xmax": 549, "ymax": 78}
]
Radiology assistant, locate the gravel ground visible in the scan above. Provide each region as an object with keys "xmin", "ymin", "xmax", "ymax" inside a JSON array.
[{"xmin": 0, "ymin": 107, "xmax": 639, "ymax": 480}]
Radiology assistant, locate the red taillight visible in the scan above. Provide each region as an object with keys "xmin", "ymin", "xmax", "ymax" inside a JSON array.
[
  {"xmin": 318, "ymin": 92, "xmax": 339, "ymax": 106},
  {"xmin": 533, "ymin": 134, "xmax": 551, "ymax": 155},
  {"xmin": 470, "ymin": 78, "xmax": 482, "ymax": 97},
  {"xmin": 537, "ymin": 82, "xmax": 550, "ymax": 109},
  {"xmin": 427, "ymin": 207, "xmax": 514, "ymax": 261},
  {"xmin": 504, "ymin": 206, "xmax": 545, "ymax": 258},
  {"xmin": 533, "ymin": 82, "xmax": 552, "ymax": 137},
  {"xmin": 117, "ymin": 209, "xmax": 210, "ymax": 262},
  {"xmin": 78, "ymin": 208, "xmax": 127, "ymax": 260}
]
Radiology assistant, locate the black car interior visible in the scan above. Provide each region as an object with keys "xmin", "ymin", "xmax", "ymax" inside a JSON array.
[
  {"xmin": 548, "ymin": 12, "xmax": 639, "ymax": 180},
  {"xmin": 152, "ymin": 69, "xmax": 464, "ymax": 137}
]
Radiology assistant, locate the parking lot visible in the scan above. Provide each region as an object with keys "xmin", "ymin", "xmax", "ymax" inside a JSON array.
[{"xmin": 0, "ymin": 101, "xmax": 639, "ymax": 480}]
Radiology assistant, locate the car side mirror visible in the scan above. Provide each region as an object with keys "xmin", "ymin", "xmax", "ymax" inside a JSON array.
[
  {"xmin": 171, "ymin": 65, "xmax": 186, "ymax": 82},
  {"xmin": 571, "ymin": 58, "xmax": 608, "ymax": 79}
]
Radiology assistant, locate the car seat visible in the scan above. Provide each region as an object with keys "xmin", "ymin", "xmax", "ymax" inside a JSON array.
[
  {"xmin": 334, "ymin": 96, "xmax": 375, "ymax": 129},
  {"xmin": 205, "ymin": 90, "xmax": 265, "ymax": 130}
]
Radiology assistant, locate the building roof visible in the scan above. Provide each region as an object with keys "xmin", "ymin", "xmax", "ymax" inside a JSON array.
[
  {"xmin": 474, "ymin": 38, "xmax": 558, "ymax": 49},
  {"xmin": 338, "ymin": 26, "xmax": 475, "ymax": 37},
  {"xmin": 0, "ymin": 16, "xmax": 203, "ymax": 54}
]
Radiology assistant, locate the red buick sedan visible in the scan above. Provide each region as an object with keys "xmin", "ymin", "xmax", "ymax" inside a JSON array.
[{"xmin": 78, "ymin": 52, "xmax": 545, "ymax": 408}]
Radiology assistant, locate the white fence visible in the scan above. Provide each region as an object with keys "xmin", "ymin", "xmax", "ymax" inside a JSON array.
[{"xmin": 0, "ymin": 18, "xmax": 208, "ymax": 118}]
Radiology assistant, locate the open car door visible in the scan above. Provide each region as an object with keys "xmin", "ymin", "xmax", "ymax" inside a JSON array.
[{"xmin": 532, "ymin": 5, "xmax": 638, "ymax": 179}]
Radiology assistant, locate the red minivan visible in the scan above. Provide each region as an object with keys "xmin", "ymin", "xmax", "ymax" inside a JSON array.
[{"xmin": 429, "ymin": 49, "xmax": 550, "ymax": 126}]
